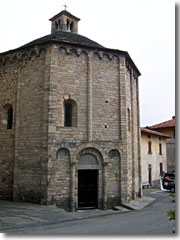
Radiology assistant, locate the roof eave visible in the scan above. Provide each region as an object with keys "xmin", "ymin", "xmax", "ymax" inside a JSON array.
[
  {"xmin": 141, "ymin": 128, "xmax": 171, "ymax": 138},
  {"xmin": 150, "ymin": 125, "xmax": 175, "ymax": 129},
  {"xmin": 0, "ymin": 38, "xmax": 141, "ymax": 76}
]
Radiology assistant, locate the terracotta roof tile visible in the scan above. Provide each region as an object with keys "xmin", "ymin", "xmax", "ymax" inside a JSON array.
[
  {"xmin": 149, "ymin": 117, "xmax": 175, "ymax": 129},
  {"xmin": 141, "ymin": 127, "xmax": 171, "ymax": 138}
]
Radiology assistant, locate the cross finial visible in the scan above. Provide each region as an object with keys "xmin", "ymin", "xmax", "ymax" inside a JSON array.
[{"xmin": 63, "ymin": 3, "xmax": 68, "ymax": 10}]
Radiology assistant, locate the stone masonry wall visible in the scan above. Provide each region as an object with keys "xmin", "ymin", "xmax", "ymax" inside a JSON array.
[
  {"xmin": 0, "ymin": 48, "xmax": 47, "ymax": 203},
  {"xmin": 55, "ymin": 148, "xmax": 71, "ymax": 210},
  {"xmin": 56, "ymin": 47, "xmax": 88, "ymax": 141},
  {"xmin": 107, "ymin": 150, "xmax": 121, "ymax": 206},
  {"xmin": 125, "ymin": 66, "xmax": 140, "ymax": 200},
  {"xmin": 0, "ymin": 58, "xmax": 18, "ymax": 199},
  {"xmin": 92, "ymin": 53, "xmax": 120, "ymax": 141}
]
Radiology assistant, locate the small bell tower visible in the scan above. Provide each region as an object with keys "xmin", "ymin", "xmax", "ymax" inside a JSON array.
[{"xmin": 49, "ymin": 8, "xmax": 80, "ymax": 34}]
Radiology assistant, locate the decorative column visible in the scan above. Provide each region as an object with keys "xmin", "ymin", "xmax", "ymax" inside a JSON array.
[
  {"xmin": 103, "ymin": 162, "xmax": 108, "ymax": 209},
  {"xmin": 70, "ymin": 161, "xmax": 76, "ymax": 212},
  {"xmin": 87, "ymin": 53, "xmax": 92, "ymax": 141},
  {"xmin": 119, "ymin": 154, "xmax": 121, "ymax": 204},
  {"xmin": 119, "ymin": 58, "xmax": 129, "ymax": 203}
]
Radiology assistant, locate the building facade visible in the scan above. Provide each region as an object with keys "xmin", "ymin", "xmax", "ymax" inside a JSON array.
[
  {"xmin": 149, "ymin": 116, "xmax": 175, "ymax": 172},
  {"xmin": 141, "ymin": 128, "xmax": 170, "ymax": 188},
  {"xmin": 0, "ymin": 10, "xmax": 142, "ymax": 211}
]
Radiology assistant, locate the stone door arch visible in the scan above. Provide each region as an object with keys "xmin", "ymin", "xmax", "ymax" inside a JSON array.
[{"xmin": 77, "ymin": 153, "xmax": 102, "ymax": 170}]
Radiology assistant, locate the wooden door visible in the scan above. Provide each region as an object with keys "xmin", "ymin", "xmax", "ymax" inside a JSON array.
[{"xmin": 78, "ymin": 170, "xmax": 98, "ymax": 209}]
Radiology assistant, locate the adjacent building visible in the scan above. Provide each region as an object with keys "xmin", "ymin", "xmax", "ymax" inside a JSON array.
[
  {"xmin": 141, "ymin": 128, "xmax": 170, "ymax": 188},
  {"xmin": 0, "ymin": 10, "xmax": 142, "ymax": 211},
  {"xmin": 149, "ymin": 116, "xmax": 175, "ymax": 172}
]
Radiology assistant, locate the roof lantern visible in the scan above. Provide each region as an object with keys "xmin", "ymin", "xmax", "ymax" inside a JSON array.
[{"xmin": 49, "ymin": 9, "xmax": 80, "ymax": 34}]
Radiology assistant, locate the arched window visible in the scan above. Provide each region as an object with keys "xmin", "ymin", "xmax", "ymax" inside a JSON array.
[
  {"xmin": 67, "ymin": 20, "xmax": 70, "ymax": 31},
  {"xmin": 65, "ymin": 102, "xmax": 72, "ymax": 127},
  {"xmin": 108, "ymin": 149, "xmax": 120, "ymax": 158},
  {"xmin": 57, "ymin": 148, "xmax": 70, "ymax": 159},
  {"xmin": 55, "ymin": 22, "xmax": 58, "ymax": 31},
  {"xmin": 64, "ymin": 99, "xmax": 77, "ymax": 127},
  {"xmin": 70, "ymin": 22, "xmax": 74, "ymax": 32},
  {"xmin": 59, "ymin": 19, "xmax": 62, "ymax": 30},
  {"xmin": 4, "ymin": 104, "xmax": 13, "ymax": 129}
]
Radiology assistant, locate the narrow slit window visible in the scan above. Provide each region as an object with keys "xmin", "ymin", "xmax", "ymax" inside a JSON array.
[
  {"xmin": 70, "ymin": 22, "xmax": 74, "ymax": 32},
  {"xmin": 67, "ymin": 20, "xmax": 70, "ymax": 31},
  {"xmin": 7, "ymin": 106, "xmax": 13, "ymax": 129},
  {"xmin": 55, "ymin": 22, "xmax": 58, "ymax": 31},
  {"xmin": 148, "ymin": 141, "xmax": 152, "ymax": 154},
  {"xmin": 128, "ymin": 108, "xmax": 131, "ymax": 131},
  {"xmin": 159, "ymin": 143, "xmax": 162, "ymax": 155}
]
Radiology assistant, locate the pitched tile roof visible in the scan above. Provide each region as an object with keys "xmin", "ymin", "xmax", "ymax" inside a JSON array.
[
  {"xmin": 49, "ymin": 10, "xmax": 80, "ymax": 21},
  {"xmin": 149, "ymin": 117, "xmax": 175, "ymax": 129},
  {"xmin": 19, "ymin": 31, "xmax": 105, "ymax": 49},
  {"xmin": 141, "ymin": 127, "xmax": 171, "ymax": 138}
]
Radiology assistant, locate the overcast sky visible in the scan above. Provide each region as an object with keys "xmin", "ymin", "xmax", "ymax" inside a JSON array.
[{"xmin": 0, "ymin": 0, "xmax": 175, "ymax": 127}]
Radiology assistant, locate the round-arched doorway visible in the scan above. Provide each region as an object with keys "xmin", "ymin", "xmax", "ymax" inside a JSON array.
[{"xmin": 77, "ymin": 153, "xmax": 101, "ymax": 209}]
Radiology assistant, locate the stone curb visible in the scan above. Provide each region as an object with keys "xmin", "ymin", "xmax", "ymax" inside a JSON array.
[{"xmin": 120, "ymin": 196, "xmax": 156, "ymax": 210}]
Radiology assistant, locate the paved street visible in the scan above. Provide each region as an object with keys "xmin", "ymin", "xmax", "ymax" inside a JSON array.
[{"xmin": 0, "ymin": 189, "xmax": 175, "ymax": 234}]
